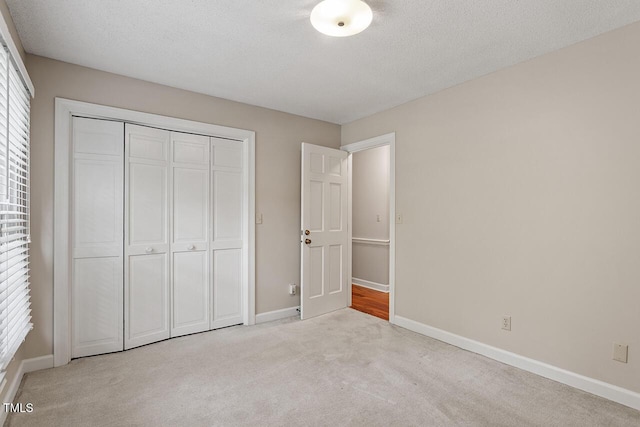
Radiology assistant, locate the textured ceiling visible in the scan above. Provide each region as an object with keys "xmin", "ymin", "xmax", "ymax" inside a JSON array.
[{"xmin": 7, "ymin": 1, "xmax": 640, "ymax": 124}]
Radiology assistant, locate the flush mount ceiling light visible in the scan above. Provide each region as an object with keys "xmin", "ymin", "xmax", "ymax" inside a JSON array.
[{"xmin": 310, "ymin": 0, "xmax": 373, "ymax": 37}]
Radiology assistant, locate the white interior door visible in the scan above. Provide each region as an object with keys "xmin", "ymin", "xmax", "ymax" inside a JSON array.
[
  {"xmin": 71, "ymin": 117, "xmax": 124, "ymax": 358},
  {"xmin": 124, "ymin": 124, "xmax": 171, "ymax": 349},
  {"xmin": 300, "ymin": 143, "xmax": 349, "ymax": 319},
  {"xmin": 170, "ymin": 131, "xmax": 210, "ymax": 337},
  {"xmin": 210, "ymin": 137, "xmax": 244, "ymax": 329}
]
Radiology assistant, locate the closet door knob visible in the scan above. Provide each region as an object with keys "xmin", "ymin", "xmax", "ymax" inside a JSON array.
[
  {"xmin": 187, "ymin": 245, "xmax": 195, "ymax": 250},
  {"xmin": 145, "ymin": 247, "xmax": 153, "ymax": 253}
]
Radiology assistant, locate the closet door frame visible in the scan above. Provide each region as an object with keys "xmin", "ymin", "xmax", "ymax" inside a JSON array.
[{"xmin": 54, "ymin": 98, "xmax": 255, "ymax": 367}]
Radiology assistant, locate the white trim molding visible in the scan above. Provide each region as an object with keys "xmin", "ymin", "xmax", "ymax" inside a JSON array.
[
  {"xmin": 342, "ymin": 132, "xmax": 396, "ymax": 323},
  {"xmin": 352, "ymin": 237, "xmax": 390, "ymax": 246},
  {"xmin": 256, "ymin": 306, "xmax": 300, "ymax": 324},
  {"xmin": 20, "ymin": 355, "xmax": 54, "ymax": 374},
  {"xmin": 352, "ymin": 278, "xmax": 389, "ymax": 293},
  {"xmin": 54, "ymin": 98, "xmax": 256, "ymax": 367},
  {"xmin": 342, "ymin": 133, "xmax": 393, "ymax": 152},
  {"xmin": 0, "ymin": 355, "xmax": 53, "ymax": 425},
  {"xmin": 394, "ymin": 316, "xmax": 640, "ymax": 411}
]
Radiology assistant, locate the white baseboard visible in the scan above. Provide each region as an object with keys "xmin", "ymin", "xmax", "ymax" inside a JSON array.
[
  {"xmin": 1, "ymin": 354, "xmax": 53, "ymax": 424},
  {"xmin": 256, "ymin": 306, "xmax": 300, "ymax": 324},
  {"xmin": 21, "ymin": 355, "xmax": 54, "ymax": 374},
  {"xmin": 394, "ymin": 316, "xmax": 640, "ymax": 411},
  {"xmin": 352, "ymin": 278, "xmax": 389, "ymax": 293}
]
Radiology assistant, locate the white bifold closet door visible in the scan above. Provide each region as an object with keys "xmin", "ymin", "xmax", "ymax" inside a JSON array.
[
  {"xmin": 71, "ymin": 117, "xmax": 124, "ymax": 358},
  {"xmin": 72, "ymin": 120, "xmax": 245, "ymax": 356},
  {"xmin": 210, "ymin": 137, "xmax": 244, "ymax": 329},
  {"xmin": 124, "ymin": 125, "xmax": 215, "ymax": 348},
  {"xmin": 170, "ymin": 132, "xmax": 210, "ymax": 337},
  {"xmin": 124, "ymin": 124, "xmax": 171, "ymax": 349}
]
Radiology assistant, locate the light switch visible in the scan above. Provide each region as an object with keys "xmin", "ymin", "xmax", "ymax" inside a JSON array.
[
  {"xmin": 396, "ymin": 213, "xmax": 403, "ymax": 224},
  {"xmin": 256, "ymin": 213, "xmax": 263, "ymax": 224}
]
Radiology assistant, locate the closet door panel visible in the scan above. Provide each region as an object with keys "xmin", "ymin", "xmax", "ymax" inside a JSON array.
[
  {"xmin": 211, "ymin": 249, "xmax": 242, "ymax": 328},
  {"xmin": 125, "ymin": 124, "xmax": 171, "ymax": 349},
  {"xmin": 170, "ymin": 132, "xmax": 210, "ymax": 337},
  {"xmin": 128, "ymin": 162, "xmax": 167, "ymax": 247},
  {"xmin": 211, "ymin": 137, "xmax": 244, "ymax": 329},
  {"xmin": 129, "ymin": 133, "xmax": 168, "ymax": 162},
  {"xmin": 72, "ymin": 117, "xmax": 122, "ymax": 156},
  {"xmin": 127, "ymin": 254, "xmax": 169, "ymax": 341},
  {"xmin": 173, "ymin": 167, "xmax": 208, "ymax": 245},
  {"xmin": 71, "ymin": 117, "xmax": 123, "ymax": 358},
  {"xmin": 73, "ymin": 158, "xmax": 122, "ymax": 258},
  {"xmin": 72, "ymin": 250, "xmax": 123, "ymax": 357},
  {"xmin": 173, "ymin": 136, "xmax": 209, "ymax": 165},
  {"xmin": 211, "ymin": 141, "xmax": 242, "ymax": 169},
  {"xmin": 172, "ymin": 251, "xmax": 208, "ymax": 333},
  {"xmin": 211, "ymin": 170, "xmax": 242, "ymax": 247}
]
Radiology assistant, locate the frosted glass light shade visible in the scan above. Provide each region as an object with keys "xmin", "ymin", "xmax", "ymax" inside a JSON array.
[{"xmin": 310, "ymin": 0, "xmax": 373, "ymax": 37}]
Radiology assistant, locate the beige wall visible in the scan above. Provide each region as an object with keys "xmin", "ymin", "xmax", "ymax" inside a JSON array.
[
  {"xmin": 352, "ymin": 146, "xmax": 389, "ymax": 285},
  {"xmin": 342, "ymin": 22, "xmax": 640, "ymax": 393},
  {"xmin": 25, "ymin": 54, "xmax": 340, "ymax": 359}
]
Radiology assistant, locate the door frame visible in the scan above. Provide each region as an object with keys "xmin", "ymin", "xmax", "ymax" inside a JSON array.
[
  {"xmin": 54, "ymin": 98, "xmax": 256, "ymax": 367},
  {"xmin": 341, "ymin": 133, "xmax": 396, "ymax": 323}
]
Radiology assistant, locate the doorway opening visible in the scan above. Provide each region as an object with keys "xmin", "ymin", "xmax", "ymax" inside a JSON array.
[
  {"xmin": 299, "ymin": 133, "xmax": 395, "ymax": 322},
  {"xmin": 343, "ymin": 133, "xmax": 396, "ymax": 323},
  {"xmin": 349, "ymin": 145, "xmax": 390, "ymax": 320}
]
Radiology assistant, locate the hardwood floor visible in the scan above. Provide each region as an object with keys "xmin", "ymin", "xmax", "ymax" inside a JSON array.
[{"xmin": 350, "ymin": 284, "xmax": 389, "ymax": 320}]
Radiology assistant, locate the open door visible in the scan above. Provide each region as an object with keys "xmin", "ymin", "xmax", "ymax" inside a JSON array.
[{"xmin": 300, "ymin": 143, "xmax": 349, "ymax": 319}]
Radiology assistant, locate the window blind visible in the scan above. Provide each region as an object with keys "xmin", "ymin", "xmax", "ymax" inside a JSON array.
[{"xmin": 0, "ymin": 43, "xmax": 31, "ymax": 375}]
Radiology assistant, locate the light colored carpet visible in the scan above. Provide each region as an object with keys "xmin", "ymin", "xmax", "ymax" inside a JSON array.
[{"xmin": 7, "ymin": 309, "xmax": 640, "ymax": 426}]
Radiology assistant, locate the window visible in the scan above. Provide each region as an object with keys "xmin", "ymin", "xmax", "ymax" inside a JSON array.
[{"xmin": 0, "ymin": 43, "xmax": 31, "ymax": 381}]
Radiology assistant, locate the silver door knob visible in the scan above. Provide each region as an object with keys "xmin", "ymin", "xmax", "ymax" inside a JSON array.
[
  {"xmin": 187, "ymin": 245, "xmax": 195, "ymax": 250},
  {"xmin": 145, "ymin": 247, "xmax": 153, "ymax": 253}
]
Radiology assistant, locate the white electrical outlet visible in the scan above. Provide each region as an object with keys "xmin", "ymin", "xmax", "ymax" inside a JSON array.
[
  {"xmin": 501, "ymin": 315, "xmax": 511, "ymax": 331},
  {"xmin": 255, "ymin": 213, "xmax": 263, "ymax": 224},
  {"xmin": 613, "ymin": 343, "xmax": 628, "ymax": 363},
  {"xmin": 289, "ymin": 284, "xmax": 297, "ymax": 295}
]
